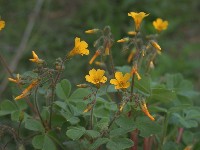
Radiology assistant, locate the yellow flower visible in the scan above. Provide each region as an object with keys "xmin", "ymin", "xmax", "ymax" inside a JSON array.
[
  {"xmin": 67, "ymin": 37, "xmax": 89, "ymax": 58},
  {"xmin": 127, "ymin": 31, "xmax": 137, "ymax": 36},
  {"xmin": 150, "ymin": 40, "xmax": 161, "ymax": 54},
  {"xmin": 149, "ymin": 61, "xmax": 154, "ymax": 69},
  {"xmin": 0, "ymin": 20, "xmax": 5, "ymax": 30},
  {"xmin": 127, "ymin": 49, "xmax": 136, "ymax": 63},
  {"xmin": 117, "ymin": 37, "xmax": 129, "ymax": 43},
  {"xmin": 89, "ymin": 50, "xmax": 101, "ymax": 64},
  {"xmin": 83, "ymin": 104, "xmax": 93, "ymax": 113},
  {"xmin": 119, "ymin": 102, "xmax": 126, "ymax": 112},
  {"xmin": 95, "ymin": 61, "xmax": 105, "ymax": 67},
  {"xmin": 153, "ymin": 18, "xmax": 168, "ymax": 32},
  {"xmin": 29, "ymin": 51, "xmax": 44, "ymax": 64},
  {"xmin": 85, "ymin": 69, "xmax": 107, "ymax": 86},
  {"xmin": 184, "ymin": 145, "xmax": 193, "ymax": 150},
  {"xmin": 128, "ymin": 12, "xmax": 149, "ymax": 31},
  {"xmin": 140, "ymin": 102, "xmax": 155, "ymax": 121},
  {"xmin": 8, "ymin": 74, "xmax": 21, "ymax": 84},
  {"xmin": 110, "ymin": 72, "xmax": 131, "ymax": 89},
  {"xmin": 76, "ymin": 84, "xmax": 88, "ymax": 88},
  {"xmin": 131, "ymin": 67, "xmax": 141, "ymax": 80},
  {"xmin": 15, "ymin": 79, "xmax": 39, "ymax": 100},
  {"xmin": 85, "ymin": 29, "xmax": 99, "ymax": 34}
]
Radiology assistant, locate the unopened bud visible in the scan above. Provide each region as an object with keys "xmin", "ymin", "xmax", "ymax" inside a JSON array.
[{"xmin": 85, "ymin": 29, "xmax": 99, "ymax": 34}]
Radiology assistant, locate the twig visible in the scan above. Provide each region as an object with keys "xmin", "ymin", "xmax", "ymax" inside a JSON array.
[
  {"xmin": 34, "ymin": 87, "xmax": 47, "ymax": 130},
  {"xmin": 0, "ymin": 0, "xmax": 45, "ymax": 97}
]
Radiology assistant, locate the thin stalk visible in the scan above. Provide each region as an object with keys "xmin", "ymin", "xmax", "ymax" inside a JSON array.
[
  {"xmin": 90, "ymin": 89, "xmax": 98, "ymax": 130},
  {"xmin": 161, "ymin": 113, "xmax": 170, "ymax": 146},
  {"xmin": 34, "ymin": 87, "xmax": 46, "ymax": 130}
]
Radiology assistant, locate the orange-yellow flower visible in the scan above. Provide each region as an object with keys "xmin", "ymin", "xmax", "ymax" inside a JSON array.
[
  {"xmin": 149, "ymin": 61, "xmax": 154, "ymax": 69},
  {"xmin": 29, "ymin": 51, "xmax": 44, "ymax": 64},
  {"xmin": 131, "ymin": 67, "xmax": 141, "ymax": 80},
  {"xmin": 85, "ymin": 29, "xmax": 99, "ymax": 34},
  {"xmin": 153, "ymin": 18, "xmax": 168, "ymax": 32},
  {"xmin": 83, "ymin": 104, "xmax": 93, "ymax": 113},
  {"xmin": 15, "ymin": 79, "xmax": 39, "ymax": 100},
  {"xmin": 85, "ymin": 69, "xmax": 107, "ymax": 85},
  {"xmin": 110, "ymin": 72, "xmax": 131, "ymax": 89},
  {"xmin": 140, "ymin": 102, "xmax": 155, "ymax": 121},
  {"xmin": 127, "ymin": 31, "xmax": 137, "ymax": 36},
  {"xmin": 119, "ymin": 102, "xmax": 126, "ymax": 112},
  {"xmin": 67, "ymin": 37, "xmax": 89, "ymax": 58},
  {"xmin": 117, "ymin": 37, "xmax": 129, "ymax": 43},
  {"xmin": 127, "ymin": 49, "xmax": 136, "ymax": 63},
  {"xmin": 8, "ymin": 74, "xmax": 21, "ymax": 84},
  {"xmin": 184, "ymin": 145, "xmax": 193, "ymax": 150},
  {"xmin": 89, "ymin": 50, "xmax": 101, "ymax": 64},
  {"xmin": 0, "ymin": 20, "xmax": 5, "ymax": 30},
  {"xmin": 150, "ymin": 40, "xmax": 161, "ymax": 54},
  {"xmin": 128, "ymin": 12, "xmax": 149, "ymax": 31}
]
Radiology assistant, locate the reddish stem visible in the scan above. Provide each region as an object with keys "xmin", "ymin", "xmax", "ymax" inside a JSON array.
[
  {"xmin": 143, "ymin": 137, "xmax": 153, "ymax": 150},
  {"xmin": 176, "ymin": 127, "xmax": 184, "ymax": 144},
  {"xmin": 131, "ymin": 129, "xmax": 139, "ymax": 150}
]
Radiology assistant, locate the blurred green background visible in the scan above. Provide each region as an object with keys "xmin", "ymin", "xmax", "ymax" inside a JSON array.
[{"xmin": 0, "ymin": 0, "xmax": 200, "ymax": 99}]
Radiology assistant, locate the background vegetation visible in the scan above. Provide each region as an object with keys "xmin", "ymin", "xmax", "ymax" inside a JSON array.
[{"xmin": 0, "ymin": 0, "xmax": 200, "ymax": 149}]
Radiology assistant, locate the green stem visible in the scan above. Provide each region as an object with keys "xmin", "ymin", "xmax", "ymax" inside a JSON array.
[
  {"xmin": 34, "ymin": 87, "xmax": 46, "ymax": 130},
  {"xmin": 90, "ymin": 89, "xmax": 98, "ymax": 130},
  {"xmin": 161, "ymin": 113, "xmax": 170, "ymax": 147}
]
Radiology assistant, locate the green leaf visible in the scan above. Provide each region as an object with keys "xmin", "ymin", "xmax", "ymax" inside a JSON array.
[
  {"xmin": 32, "ymin": 135, "xmax": 45, "ymax": 149},
  {"xmin": 69, "ymin": 88, "xmax": 91, "ymax": 101},
  {"xmin": 110, "ymin": 127, "xmax": 135, "ymax": 137},
  {"xmin": 89, "ymin": 138, "xmax": 109, "ymax": 150},
  {"xmin": 135, "ymin": 116, "xmax": 161, "ymax": 137},
  {"xmin": 150, "ymin": 88, "xmax": 176, "ymax": 102},
  {"xmin": 85, "ymin": 130, "xmax": 100, "ymax": 139},
  {"xmin": 15, "ymin": 100, "xmax": 28, "ymax": 110},
  {"xmin": 135, "ymin": 75, "xmax": 151, "ymax": 95},
  {"xmin": 182, "ymin": 131, "xmax": 194, "ymax": 145},
  {"xmin": 162, "ymin": 141, "xmax": 178, "ymax": 150},
  {"xmin": 0, "ymin": 100, "xmax": 17, "ymax": 116},
  {"xmin": 25, "ymin": 118, "xmax": 44, "ymax": 132},
  {"xmin": 184, "ymin": 109, "xmax": 200, "ymax": 120},
  {"xmin": 56, "ymin": 79, "xmax": 71, "ymax": 100},
  {"xmin": 32, "ymin": 134, "xmax": 56, "ymax": 150},
  {"xmin": 67, "ymin": 116, "xmax": 80, "ymax": 125},
  {"xmin": 172, "ymin": 113, "xmax": 198, "ymax": 128},
  {"xmin": 66, "ymin": 126, "xmax": 86, "ymax": 140},
  {"xmin": 94, "ymin": 107, "xmax": 110, "ymax": 118},
  {"xmin": 115, "ymin": 116, "xmax": 135, "ymax": 128},
  {"xmin": 106, "ymin": 138, "xmax": 134, "ymax": 150}
]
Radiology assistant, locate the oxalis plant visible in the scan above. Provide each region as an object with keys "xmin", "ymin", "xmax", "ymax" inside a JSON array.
[{"xmin": 0, "ymin": 12, "xmax": 200, "ymax": 150}]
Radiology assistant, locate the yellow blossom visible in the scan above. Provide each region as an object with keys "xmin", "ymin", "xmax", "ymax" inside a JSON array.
[
  {"xmin": 29, "ymin": 51, "xmax": 44, "ymax": 64},
  {"xmin": 184, "ymin": 145, "xmax": 193, "ymax": 150},
  {"xmin": 85, "ymin": 69, "xmax": 107, "ymax": 86},
  {"xmin": 128, "ymin": 31, "xmax": 137, "ymax": 36},
  {"xmin": 119, "ymin": 102, "xmax": 126, "ymax": 112},
  {"xmin": 149, "ymin": 61, "xmax": 154, "ymax": 69},
  {"xmin": 104, "ymin": 41, "xmax": 112, "ymax": 55},
  {"xmin": 0, "ymin": 20, "xmax": 5, "ymax": 30},
  {"xmin": 110, "ymin": 72, "xmax": 131, "ymax": 90},
  {"xmin": 131, "ymin": 67, "xmax": 141, "ymax": 80},
  {"xmin": 83, "ymin": 104, "xmax": 93, "ymax": 113},
  {"xmin": 15, "ymin": 79, "xmax": 39, "ymax": 100},
  {"xmin": 117, "ymin": 37, "xmax": 129, "ymax": 43},
  {"xmin": 95, "ymin": 61, "xmax": 105, "ymax": 67},
  {"xmin": 153, "ymin": 18, "xmax": 168, "ymax": 32},
  {"xmin": 85, "ymin": 29, "xmax": 99, "ymax": 34},
  {"xmin": 8, "ymin": 74, "xmax": 21, "ymax": 84},
  {"xmin": 67, "ymin": 37, "xmax": 89, "ymax": 58},
  {"xmin": 140, "ymin": 102, "xmax": 155, "ymax": 121},
  {"xmin": 128, "ymin": 12, "xmax": 149, "ymax": 31},
  {"xmin": 127, "ymin": 49, "xmax": 136, "ymax": 63},
  {"xmin": 150, "ymin": 40, "xmax": 161, "ymax": 54},
  {"xmin": 76, "ymin": 84, "xmax": 88, "ymax": 88},
  {"xmin": 89, "ymin": 50, "xmax": 101, "ymax": 64}
]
